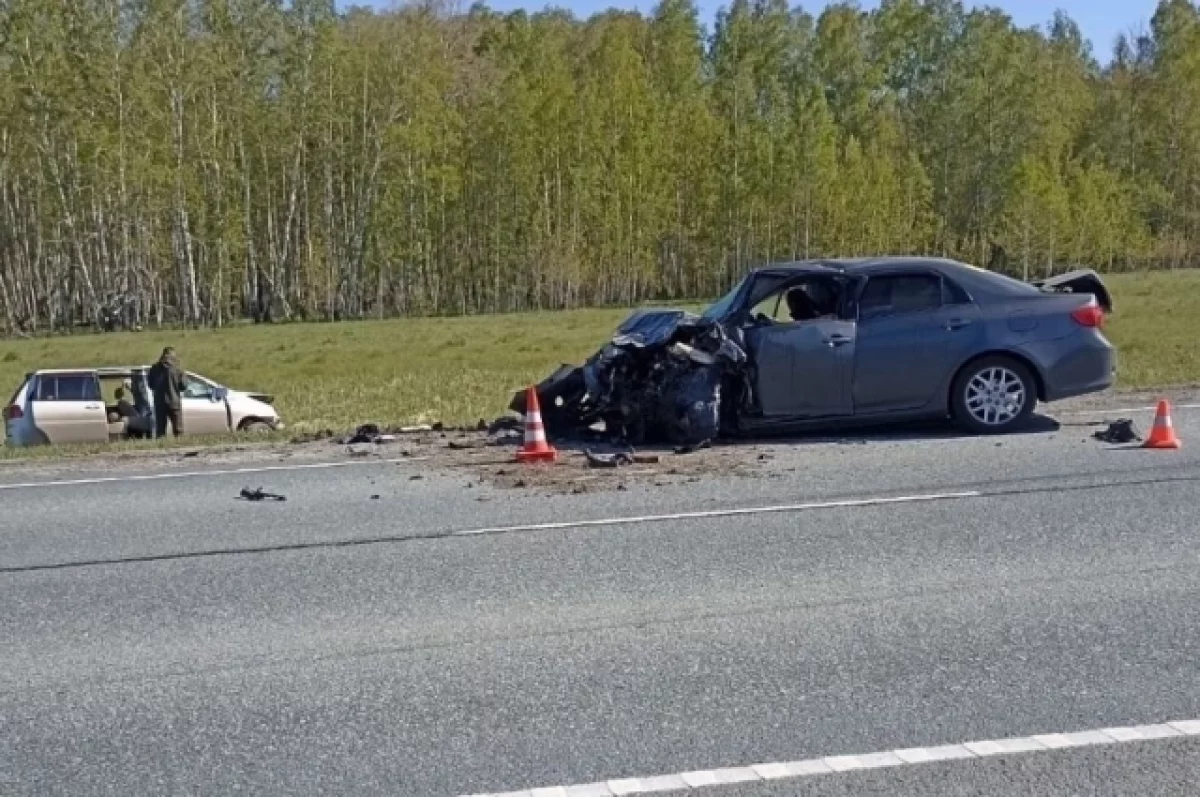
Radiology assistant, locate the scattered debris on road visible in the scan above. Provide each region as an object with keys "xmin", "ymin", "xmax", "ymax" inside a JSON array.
[
  {"xmin": 238, "ymin": 487, "xmax": 287, "ymax": 502},
  {"xmin": 290, "ymin": 429, "xmax": 336, "ymax": 444},
  {"xmin": 1094, "ymin": 419, "xmax": 1141, "ymax": 444}
]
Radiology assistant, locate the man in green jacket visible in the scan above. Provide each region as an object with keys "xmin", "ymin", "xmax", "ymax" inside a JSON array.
[{"xmin": 148, "ymin": 346, "xmax": 187, "ymax": 437}]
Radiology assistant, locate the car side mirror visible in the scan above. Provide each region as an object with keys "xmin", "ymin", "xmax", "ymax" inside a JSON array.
[{"xmin": 213, "ymin": 387, "xmax": 228, "ymax": 403}]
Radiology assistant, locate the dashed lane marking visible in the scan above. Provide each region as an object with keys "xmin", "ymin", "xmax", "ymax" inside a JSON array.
[
  {"xmin": 449, "ymin": 491, "xmax": 983, "ymax": 539},
  {"xmin": 461, "ymin": 719, "xmax": 1200, "ymax": 796}
]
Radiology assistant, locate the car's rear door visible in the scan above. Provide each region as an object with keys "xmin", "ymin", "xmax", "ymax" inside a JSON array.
[
  {"xmin": 180, "ymin": 373, "xmax": 232, "ymax": 435},
  {"xmin": 851, "ymin": 271, "xmax": 982, "ymax": 414},
  {"xmin": 29, "ymin": 372, "xmax": 108, "ymax": 444},
  {"xmin": 747, "ymin": 319, "xmax": 856, "ymax": 419}
]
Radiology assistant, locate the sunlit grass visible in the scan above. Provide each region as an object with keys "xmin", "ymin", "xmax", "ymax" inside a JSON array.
[{"xmin": 0, "ymin": 270, "xmax": 1194, "ymax": 461}]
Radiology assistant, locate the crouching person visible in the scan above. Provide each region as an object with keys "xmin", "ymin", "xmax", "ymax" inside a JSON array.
[{"xmin": 114, "ymin": 384, "xmax": 153, "ymax": 438}]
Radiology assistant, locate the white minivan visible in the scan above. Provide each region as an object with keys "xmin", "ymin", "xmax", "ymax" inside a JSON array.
[{"xmin": 4, "ymin": 366, "xmax": 283, "ymax": 446}]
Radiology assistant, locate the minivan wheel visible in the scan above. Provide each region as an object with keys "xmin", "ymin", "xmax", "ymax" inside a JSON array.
[
  {"xmin": 240, "ymin": 420, "xmax": 273, "ymax": 434},
  {"xmin": 951, "ymin": 356, "xmax": 1036, "ymax": 435}
]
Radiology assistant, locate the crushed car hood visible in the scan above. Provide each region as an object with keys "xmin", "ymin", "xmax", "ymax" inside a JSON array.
[{"xmin": 611, "ymin": 308, "xmax": 695, "ymax": 347}]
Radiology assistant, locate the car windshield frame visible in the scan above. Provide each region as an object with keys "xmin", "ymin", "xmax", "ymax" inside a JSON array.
[{"xmin": 700, "ymin": 277, "xmax": 748, "ymax": 321}]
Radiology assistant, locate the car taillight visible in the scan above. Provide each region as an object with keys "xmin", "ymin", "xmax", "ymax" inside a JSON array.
[
  {"xmin": 3, "ymin": 404, "xmax": 22, "ymax": 421},
  {"xmin": 1071, "ymin": 303, "xmax": 1105, "ymax": 328}
]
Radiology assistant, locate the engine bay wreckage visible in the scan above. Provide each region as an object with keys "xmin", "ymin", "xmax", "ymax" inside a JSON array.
[
  {"xmin": 511, "ymin": 308, "xmax": 750, "ymax": 447},
  {"xmin": 510, "ymin": 261, "xmax": 1114, "ymax": 448}
]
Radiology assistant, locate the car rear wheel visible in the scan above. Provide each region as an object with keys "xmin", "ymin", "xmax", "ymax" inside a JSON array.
[{"xmin": 951, "ymin": 356, "xmax": 1036, "ymax": 435}]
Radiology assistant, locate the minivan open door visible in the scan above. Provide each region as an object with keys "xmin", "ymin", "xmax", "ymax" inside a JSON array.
[{"xmin": 180, "ymin": 373, "xmax": 233, "ymax": 435}]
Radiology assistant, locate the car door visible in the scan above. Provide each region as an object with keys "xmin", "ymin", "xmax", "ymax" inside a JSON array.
[
  {"xmin": 180, "ymin": 373, "xmax": 232, "ymax": 435},
  {"xmin": 852, "ymin": 272, "xmax": 982, "ymax": 414},
  {"xmin": 746, "ymin": 318, "xmax": 855, "ymax": 419},
  {"xmin": 28, "ymin": 373, "xmax": 109, "ymax": 444}
]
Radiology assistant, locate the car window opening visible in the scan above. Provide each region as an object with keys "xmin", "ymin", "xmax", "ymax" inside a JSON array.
[{"xmin": 749, "ymin": 276, "xmax": 846, "ymax": 325}]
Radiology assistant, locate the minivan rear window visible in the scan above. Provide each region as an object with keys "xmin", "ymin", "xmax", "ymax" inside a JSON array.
[
  {"xmin": 34, "ymin": 375, "xmax": 101, "ymax": 402},
  {"xmin": 7, "ymin": 376, "xmax": 29, "ymax": 407}
]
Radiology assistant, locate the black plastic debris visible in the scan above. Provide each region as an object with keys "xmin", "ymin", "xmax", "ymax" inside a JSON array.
[
  {"xmin": 585, "ymin": 449, "xmax": 634, "ymax": 469},
  {"xmin": 673, "ymin": 439, "xmax": 712, "ymax": 455},
  {"xmin": 1094, "ymin": 419, "xmax": 1141, "ymax": 444},
  {"xmin": 239, "ymin": 487, "xmax": 286, "ymax": 502},
  {"xmin": 345, "ymin": 423, "xmax": 381, "ymax": 444}
]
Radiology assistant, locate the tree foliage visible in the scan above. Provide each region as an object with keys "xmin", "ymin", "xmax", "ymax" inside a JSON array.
[{"xmin": 0, "ymin": 0, "xmax": 1198, "ymax": 332}]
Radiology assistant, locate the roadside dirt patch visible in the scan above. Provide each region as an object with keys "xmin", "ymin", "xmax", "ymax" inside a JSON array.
[{"xmin": 321, "ymin": 429, "xmax": 772, "ymax": 495}]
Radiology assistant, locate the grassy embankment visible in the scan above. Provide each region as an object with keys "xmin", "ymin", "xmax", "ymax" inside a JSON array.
[{"xmin": 0, "ymin": 269, "xmax": 1197, "ymax": 460}]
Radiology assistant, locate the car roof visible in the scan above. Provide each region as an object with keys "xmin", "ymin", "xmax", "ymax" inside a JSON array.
[
  {"xmin": 749, "ymin": 256, "xmax": 972, "ymax": 277},
  {"xmin": 32, "ymin": 366, "xmax": 143, "ymax": 376},
  {"xmin": 31, "ymin": 366, "xmax": 203, "ymax": 377}
]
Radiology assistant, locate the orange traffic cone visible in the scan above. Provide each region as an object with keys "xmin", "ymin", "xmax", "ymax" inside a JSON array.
[
  {"xmin": 516, "ymin": 386, "xmax": 558, "ymax": 463},
  {"xmin": 1143, "ymin": 399, "xmax": 1182, "ymax": 450}
]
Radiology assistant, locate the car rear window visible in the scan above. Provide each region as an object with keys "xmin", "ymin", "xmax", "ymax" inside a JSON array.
[
  {"xmin": 861, "ymin": 274, "xmax": 943, "ymax": 315},
  {"xmin": 958, "ymin": 262, "xmax": 1043, "ymax": 295},
  {"xmin": 34, "ymin": 375, "xmax": 101, "ymax": 402}
]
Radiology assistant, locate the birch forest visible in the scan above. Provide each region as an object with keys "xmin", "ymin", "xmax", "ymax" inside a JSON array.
[{"xmin": 1, "ymin": 0, "xmax": 1199, "ymax": 333}]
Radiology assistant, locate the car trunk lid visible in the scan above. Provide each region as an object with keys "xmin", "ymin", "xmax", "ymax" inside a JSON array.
[{"xmin": 1031, "ymin": 269, "xmax": 1113, "ymax": 313}]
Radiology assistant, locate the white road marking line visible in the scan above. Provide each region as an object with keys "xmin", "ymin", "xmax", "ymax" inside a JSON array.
[
  {"xmin": 1060, "ymin": 402, "xmax": 1200, "ymax": 417},
  {"xmin": 459, "ymin": 718, "xmax": 1200, "ymax": 797},
  {"xmin": 449, "ymin": 491, "xmax": 982, "ymax": 539},
  {"xmin": 0, "ymin": 457, "xmax": 430, "ymax": 491}
]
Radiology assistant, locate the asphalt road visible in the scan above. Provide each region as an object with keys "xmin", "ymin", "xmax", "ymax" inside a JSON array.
[{"xmin": 3, "ymin": 403, "xmax": 1200, "ymax": 796}]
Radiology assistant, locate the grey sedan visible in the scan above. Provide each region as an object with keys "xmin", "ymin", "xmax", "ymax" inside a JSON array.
[
  {"xmin": 517, "ymin": 256, "xmax": 1116, "ymax": 442},
  {"xmin": 706, "ymin": 256, "xmax": 1115, "ymax": 435}
]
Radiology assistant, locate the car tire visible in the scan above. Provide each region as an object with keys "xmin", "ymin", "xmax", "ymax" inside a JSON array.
[
  {"xmin": 240, "ymin": 420, "xmax": 273, "ymax": 434},
  {"xmin": 950, "ymin": 355, "xmax": 1037, "ymax": 435}
]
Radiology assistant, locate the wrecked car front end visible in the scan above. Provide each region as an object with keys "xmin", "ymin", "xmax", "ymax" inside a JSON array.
[{"xmin": 510, "ymin": 308, "xmax": 748, "ymax": 447}]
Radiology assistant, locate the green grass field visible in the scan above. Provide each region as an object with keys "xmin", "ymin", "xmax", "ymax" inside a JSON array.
[{"xmin": 1, "ymin": 270, "xmax": 1197, "ymax": 457}]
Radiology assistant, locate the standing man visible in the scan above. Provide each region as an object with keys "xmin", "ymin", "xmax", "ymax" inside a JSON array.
[{"xmin": 148, "ymin": 346, "xmax": 186, "ymax": 437}]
